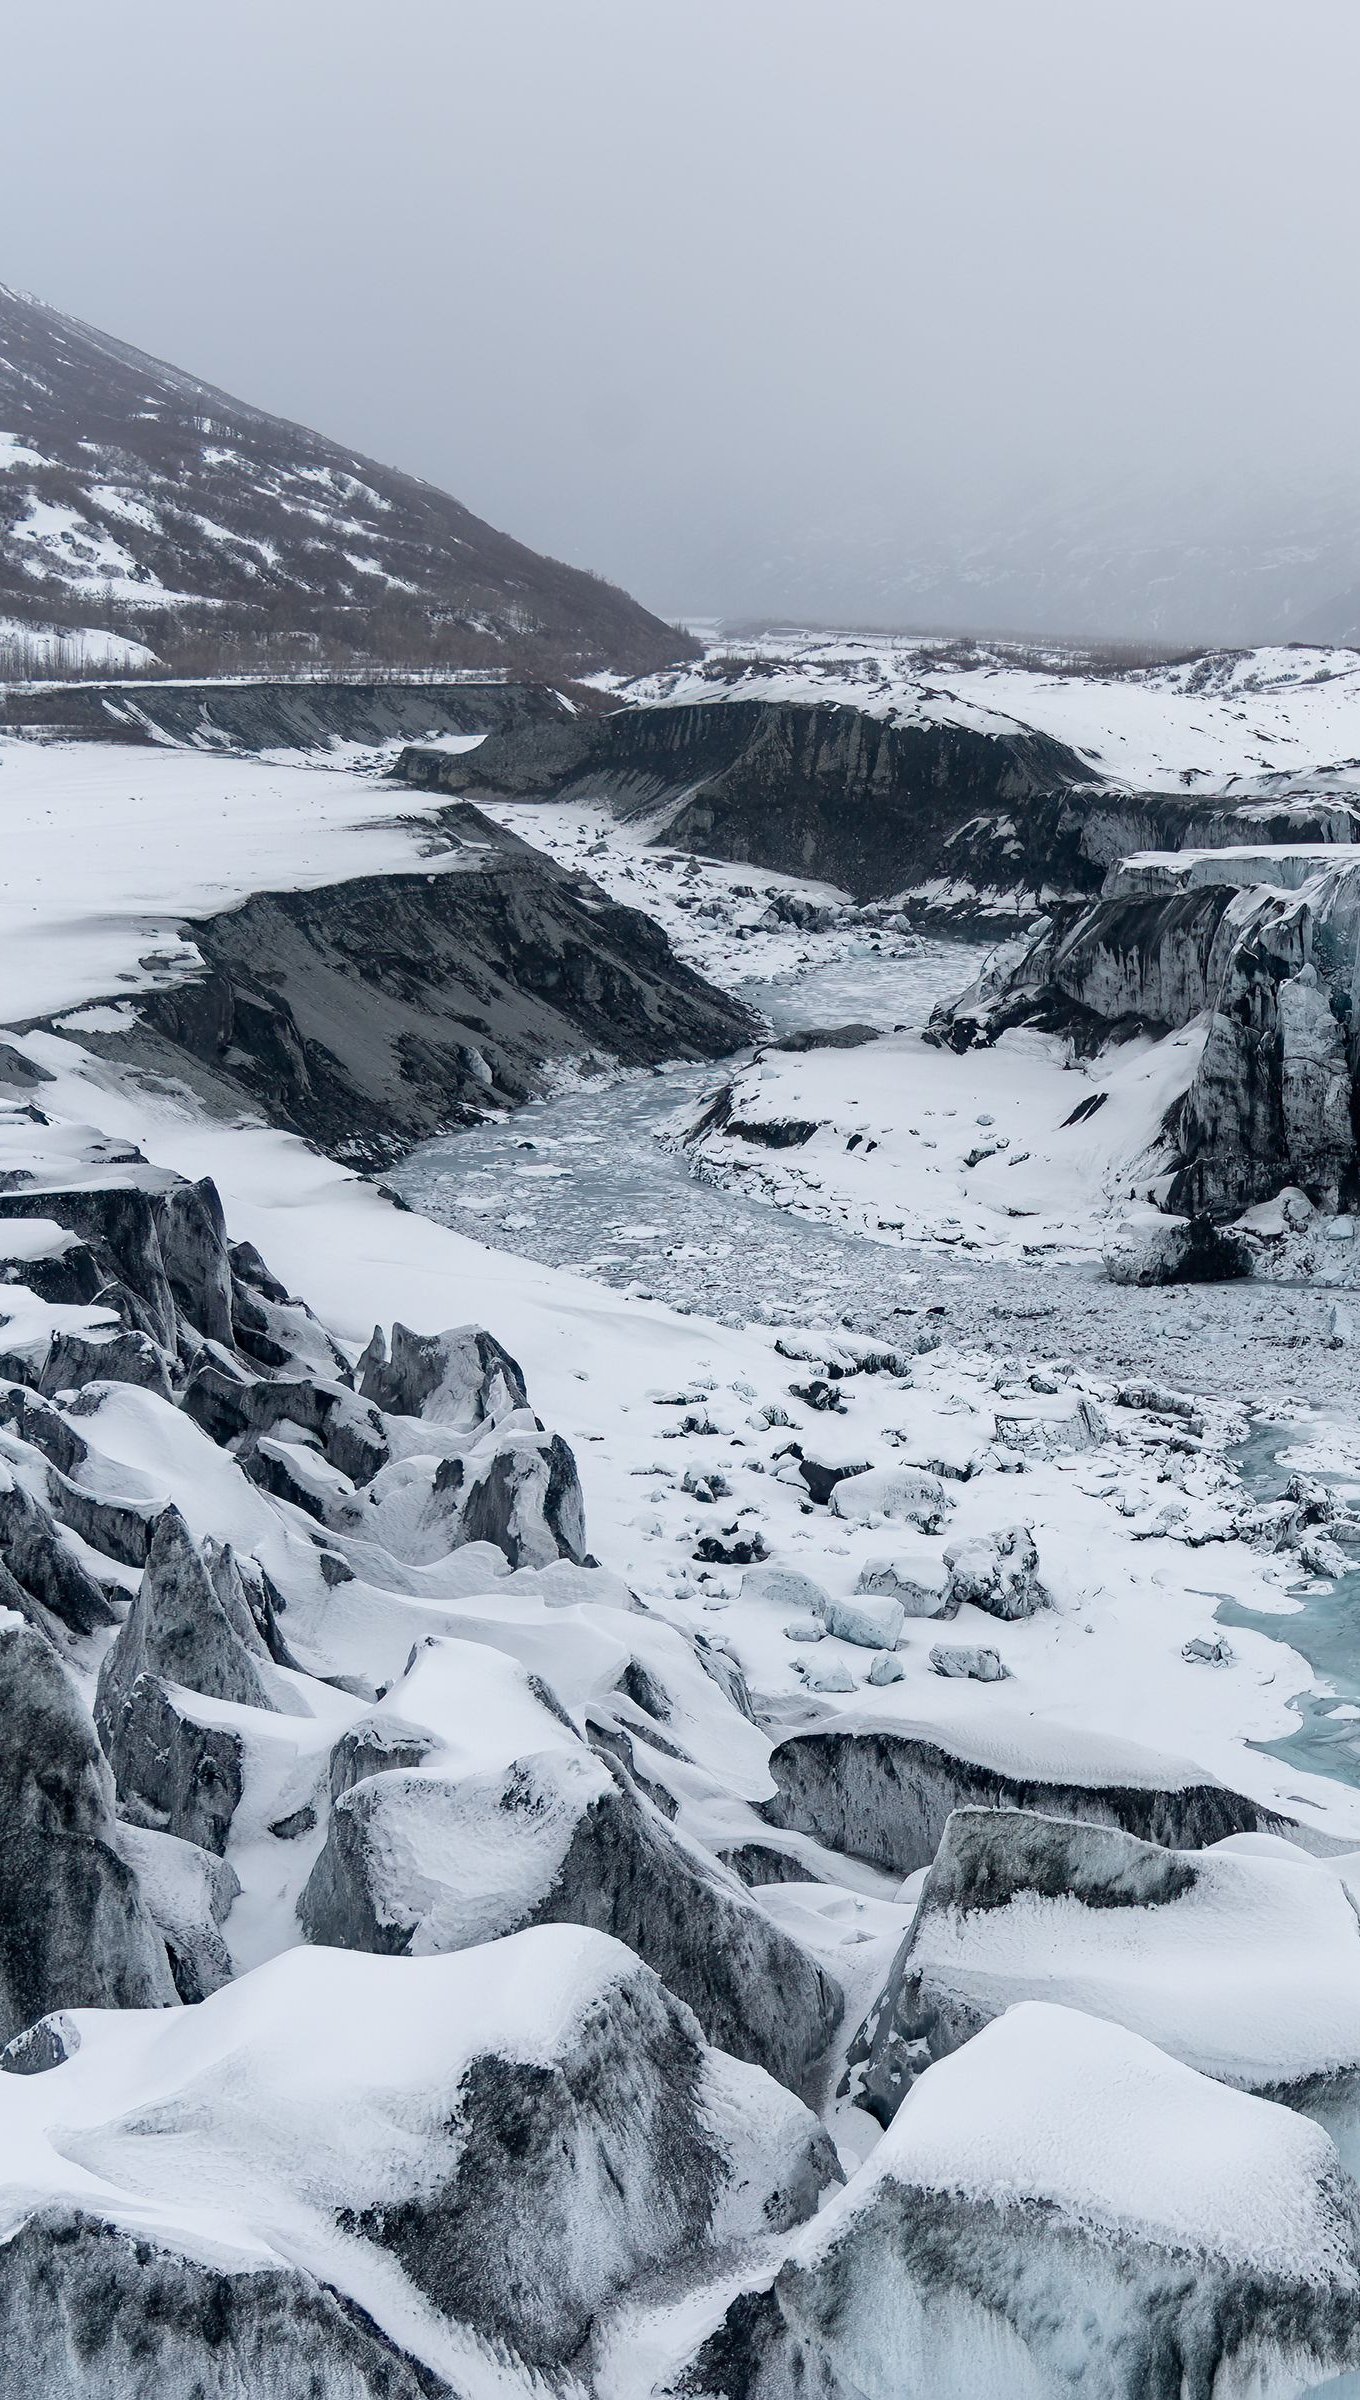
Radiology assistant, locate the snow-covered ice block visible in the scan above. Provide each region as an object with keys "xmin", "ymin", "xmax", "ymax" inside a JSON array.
[
  {"xmin": 943, "ymin": 1522, "xmax": 1048, "ymax": 1619},
  {"xmin": 766, "ymin": 1709, "xmax": 1274, "ymax": 1877},
  {"xmin": 844, "ymin": 1808, "xmax": 1360, "ymax": 2156},
  {"xmin": 929, "ymin": 1644, "xmax": 1008, "ymax": 1681},
  {"xmin": 823, "ymin": 1592, "xmax": 905, "ymax": 1650},
  {"xmin": 742, "ymin": 1563, "xmax": 833, "ymax": 1616},
  {"xmin": 0, "ymin": 1928, "xmax": 839, "ymax": 2387},
  {"xmin": 680, "ymin": 2003, "xmax": 1360, "ymax": 2400},
  {"xmin": 300, "ymin": 1636, "xmax": 841, "ymax": 2087},
  {"xmin": 856, "ymin": 1554, "xmax": 953, "ymax": 1615},
  {"xmin": 356, "ymin": 1317, "xmax": 528, "ymax": 1429},
  {"xmin": 831, "ymin": 1465, "xmax": 950, "ymax": 1531}
]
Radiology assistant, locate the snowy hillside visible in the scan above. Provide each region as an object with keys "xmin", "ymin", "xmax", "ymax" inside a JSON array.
[{"xmin": 0, "ymin": 284, "xmax": 691, "ymax": 679}]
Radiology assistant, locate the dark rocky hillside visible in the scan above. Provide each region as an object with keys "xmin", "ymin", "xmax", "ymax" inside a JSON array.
[
  {"xmin": 0, "ymin": 283, "xmax": 692, "ymax": 679},
  {"xmin": 72, "ymin": 802, "xmax": 757, "ymax": 1167}
]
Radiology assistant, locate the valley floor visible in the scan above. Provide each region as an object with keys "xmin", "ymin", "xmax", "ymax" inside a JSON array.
[{"xmin": 1, "ymin": 726, "xmax": 1358, "ymax": 2395}]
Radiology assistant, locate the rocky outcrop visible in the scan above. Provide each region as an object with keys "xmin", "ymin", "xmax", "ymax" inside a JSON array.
[{"xmin": 84, "ymin": 805, "xmax": 756, "ymax": 1168}]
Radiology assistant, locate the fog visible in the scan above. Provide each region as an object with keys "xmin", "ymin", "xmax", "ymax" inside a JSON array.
[{"xmin": 5, "ymin": 0, "xmax": 1358, "ymax": 641}]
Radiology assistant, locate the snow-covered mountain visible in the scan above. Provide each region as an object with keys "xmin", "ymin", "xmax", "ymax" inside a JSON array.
[{"xmin": 0, "ymin": 284, "xmax": 690, "ymax": 679}]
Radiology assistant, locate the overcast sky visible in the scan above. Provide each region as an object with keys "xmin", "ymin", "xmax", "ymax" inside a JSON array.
[{"xmin": 5, "ymin": 0, "xmax": 1359, "ymax": 636}]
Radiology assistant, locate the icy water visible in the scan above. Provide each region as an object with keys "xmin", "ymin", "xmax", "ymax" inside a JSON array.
[
  {"xmin": 392, "ymin": 943, "xmax": 982, "ymax": 1322},
  {"xmin": 1219, "ymin": 1420, "xmax": 1360, "ymax": 1792},
  {"xmin": 391, "ymin": 938, "xmax": 1355, "ymax": 1406}
]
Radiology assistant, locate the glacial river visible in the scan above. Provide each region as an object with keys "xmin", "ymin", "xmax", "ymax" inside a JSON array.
[{"xmin": 393, "ymin": 936, "xmax": 1360, "ymax": 1802}]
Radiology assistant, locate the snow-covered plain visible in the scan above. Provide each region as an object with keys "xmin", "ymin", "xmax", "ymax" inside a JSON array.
[
  {"xmin": 0, "ymin": 734, "xmax": 462, "ymax": 1020},
  {"xmin": 0, "ymin": 716, "xmax": 1358, "ymax": 2393}
]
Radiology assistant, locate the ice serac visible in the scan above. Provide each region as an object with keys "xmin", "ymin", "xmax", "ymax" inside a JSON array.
[
  {"xmin": 843, "ymin": 1809, "xmax": 1360, "ymax": 2148},
  {"xmin": 114, "ymin": 805, "xmax": 757, "ymax": 1168},
  {"xmin": 356, "ymin": 1319, "xmax": 529, "ymax": 1428},
  {"xmin": 763, "ymin": 1711, "xmax": 1274, "ymax": 1878},
  {"xmin": 936, "ymin": 846, "xmax": 1360, "ymax": 1219},
  {"xmin": 678, "ymin": 2004, "xmax": 1360, "ymax": 2400},
  {"xmin": 94, "ymin": 1509, "xmax": 287, "ymax": 1853},
  {"xmin": 0, "ymin": 1931, "xmax": 837, "ymax": 2389},
  {"xmin": 0, "ymin": 1614, "xmax": 176, "ymax": 2045},
  {"xmin": 298, "ymin": 1639, "xmax": 841, "ymax": 2089},
  {"xmin": 1170, "ymin": 855, "xmax": 1360, "ymax": 1215}
]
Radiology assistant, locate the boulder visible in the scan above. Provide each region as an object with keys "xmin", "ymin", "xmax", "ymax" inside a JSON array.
[
  {"xmin": 942, "ymin": 1523, "xmax": 1048, "ymax": 1620},
  {"xmin": 831, "ymin": 1466, "xmax": 951, "ymax": 1532},
  {"xmin": 856, "ymin": 1556, "xmax": 953, "ymax": 1616},
  {"xmin": 0, "ymin": 1613, "xmax": 176, "ymax": 2045},
  {"xmin": 823, "ymin": 1593, "xmax": 905, "ymax": 1651},
  {"xmin": 741, "ymin": 1564, "xmax": 834, "ymax": 1616},
  {"xmin": 930, "ymin": 1644, "xmax": 1008, "ymax": 1681}
]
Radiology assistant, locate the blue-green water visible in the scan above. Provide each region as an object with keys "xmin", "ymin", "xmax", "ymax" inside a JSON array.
[{"xmin": 1218, "ymin": 1419, "xmax": 1360, "ymax": 1790}]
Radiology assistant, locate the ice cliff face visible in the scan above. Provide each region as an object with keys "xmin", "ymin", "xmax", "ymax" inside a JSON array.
[{"xmin": 938, "ymin": 849, "xmax": 1360, "ymax": 1221}]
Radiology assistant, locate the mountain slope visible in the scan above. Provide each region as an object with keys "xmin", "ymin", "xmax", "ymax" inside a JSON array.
[{"xmin": 0, "ymin": 284, "xmax": 691, "ymax": 678}]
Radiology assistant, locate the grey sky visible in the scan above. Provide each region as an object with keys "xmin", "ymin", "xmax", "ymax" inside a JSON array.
[{"xmin": 5, "ymin": 0, "xmax": 1359, "ymax": 638}]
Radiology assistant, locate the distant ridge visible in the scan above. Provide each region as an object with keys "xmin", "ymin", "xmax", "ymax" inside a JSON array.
[{"xmin": 0, "ymin": 284, "xmax": 692, "ymax": 679}]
